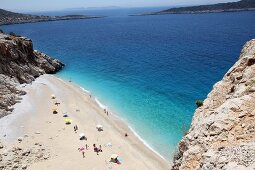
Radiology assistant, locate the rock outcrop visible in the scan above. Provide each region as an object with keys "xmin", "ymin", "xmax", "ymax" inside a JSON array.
[
  {"xmin": 172, "ymin": 39, "xmax": 255, "ymax": 170},
  {"xmin": 0, "ymin": 140, "xmax": 50, "ymax": 170},
  {"xmin": 0, "ymin": 33, "xmax": 64, "ymax": 118}
]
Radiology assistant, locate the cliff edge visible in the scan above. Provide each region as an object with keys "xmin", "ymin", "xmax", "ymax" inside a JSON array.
[
  {"xmin": 172, "ymin": 39, "xmax": 255, "ymax": 170},
  {"xmin": 0, "ymin": 33, "xmax": 64, "ymax": 118}
]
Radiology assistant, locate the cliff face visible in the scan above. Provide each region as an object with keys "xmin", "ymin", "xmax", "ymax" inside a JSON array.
[
  {"xmin": 0, "ymin": 33, "xmax": 64, "ymax": 118},
  {"xmin": 172, "ymin": 39, "xmax": 255, "ymax": 170}
]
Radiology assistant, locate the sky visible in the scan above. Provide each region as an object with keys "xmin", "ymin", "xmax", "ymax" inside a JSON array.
[{"xmin": 1, "ymin": 0, "xmax": 238, "ymax": 12}]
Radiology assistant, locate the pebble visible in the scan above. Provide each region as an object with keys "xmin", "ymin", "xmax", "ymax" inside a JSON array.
[
  {"xmin": 218, "ymin": 146, "xmax": 225, "ymax": 151},
  {"xmin": 14, "ymin": 158, "xmax": 20, "ymax": 163},
  {"xmin": 238, "ymin": 112, "xmax": 246, "ymax": 118},
  {"xmin": 18, "ymin": 137, "xmax": 23, "ymax": 142},
  {"xmin": 43, "ymin": 154, "xmax": 49, "ymax": 160},
  {"xmin": 21, "ymin": 150, "xmax": 30, "ymax": 156},
  {"xmin": 21, "ymin": 164, "xmax": 27, "ymax": 169},
  {"xmin": 13, "ymin": 164, "xmax": 19, "ymax": 168}
]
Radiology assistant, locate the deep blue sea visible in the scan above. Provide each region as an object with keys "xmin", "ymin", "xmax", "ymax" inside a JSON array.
[{"xmin": 1, "ymin": 9, "xmax": 255, "ymax": 161}]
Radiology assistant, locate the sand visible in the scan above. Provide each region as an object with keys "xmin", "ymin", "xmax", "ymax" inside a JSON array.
[{"xmin": 0, "ymin": 74, "xmax": 170, "ymax": 170}]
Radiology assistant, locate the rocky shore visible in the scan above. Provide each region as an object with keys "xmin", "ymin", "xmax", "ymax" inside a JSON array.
[
  {"xmin": 0, "ymin": 33, "xmax": 64, "ymax": 118},
  {"xmin": 0, "ymin": 8, "xmax": 101, "ymax": 26},
  {"xmin": 131, "ymin": 0, "xmax": 255, "ymax": 16},
  {"xmin": 172, "ymin": 39, "xmax": 255, "ymax": 169},
  {"xmin": 0, "ymin": 15, "xmax": 101, "ymax": 26}
]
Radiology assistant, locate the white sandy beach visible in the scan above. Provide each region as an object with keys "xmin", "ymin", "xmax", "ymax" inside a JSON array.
[{"xmin": 0, "ymin": 74, "xmax": 170, "ymax": 170}]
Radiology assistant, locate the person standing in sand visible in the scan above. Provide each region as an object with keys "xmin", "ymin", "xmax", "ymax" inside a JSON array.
[
  {"xmin": 78, "ymin": 147, "xmax": 85, "ymax": 158},
  {"xmin": 74, "ymin": 125, "xmax": 78, "ymax": 133}
]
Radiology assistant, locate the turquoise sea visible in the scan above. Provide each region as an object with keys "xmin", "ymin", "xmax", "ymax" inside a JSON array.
[{"xmin": 2, "ymin": 9, "xmax": 255, "ymax": 161}]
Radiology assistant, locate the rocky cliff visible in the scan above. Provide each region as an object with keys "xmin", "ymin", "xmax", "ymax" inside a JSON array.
[
  {"xmin": 172, "ymin": 39, "xmax": 255, "ymax": 170},
  {"xmin": 0, "ymin": 33, "xmax": 64, "ymax": 118}
]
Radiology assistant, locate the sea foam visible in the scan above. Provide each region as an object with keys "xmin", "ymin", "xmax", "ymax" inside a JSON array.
[
  {"xmin": 128, "ymin": 125, "xmax": 167, "ymax": 161},
  {"xmin": 95, "ymin": 98, "xmax": 107, "ymax": 109},
  {"xmin": 80, "ymin": 87, "xmax": 91, "ymax": 94}
]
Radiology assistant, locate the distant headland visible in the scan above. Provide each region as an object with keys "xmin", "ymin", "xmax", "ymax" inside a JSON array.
[
  {"xmin": 0, "ymin": 8, "xmax": 101, "ymax": 26},
  {"xmin": 131, "ymin": 0, "xmax": 255, "ymax": 16}
]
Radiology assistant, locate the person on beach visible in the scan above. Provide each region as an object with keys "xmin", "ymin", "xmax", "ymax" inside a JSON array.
[
  {"xmin": 78, "ymin": 147, "xmax": 85, "ymax": 158},
  {"xmin": 99, "ymin": 145, "xmax": 102, "ymax": 152},
  {"xmin": 93, "ymin": 144, "xmax": 99, "ymax": 155},
  {"xmin": 125, "ymin": 133, "xmax": 128, "ymax": 137},
  {"xmin": 85, "ymin": 144, "xmax": 88, "ymax": 150},
  {"xmin": 74, "ymin": 125, "xmax": 78, "ymax": 133},
  {"xmin": 107, "ymin": 111, "xmax": 109, "ymax": 116},
  {"xmin": 94, "ymin": 147, "xmax": 98, "ymax": 154}
]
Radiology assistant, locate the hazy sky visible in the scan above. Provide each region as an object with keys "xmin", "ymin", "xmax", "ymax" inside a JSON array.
[{"xmin": 1, "ymin": 0, "xmax": 237, "ymax": 12}]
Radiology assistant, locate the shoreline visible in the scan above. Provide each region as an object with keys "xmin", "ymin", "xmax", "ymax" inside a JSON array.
[
  {"xmin": 56, "ymin": 75, "xmax": 169, "ymax": 162},
  {"xmin": 0, "ymin": 16, "xmax": 104, "ymax": 26},
  {"xmin": 0, "ymin": 74, "xmax": 170, "ymax": 169},
  {"xmin": 130, "ymin": 8, "xmax": 255, "ymax": 16}
]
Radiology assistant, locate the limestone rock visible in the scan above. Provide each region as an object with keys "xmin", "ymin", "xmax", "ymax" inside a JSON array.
[
  {"xmin": 21, "ymin": 164, "xmax": 27, "ymax": 169},
  {"xmin": 172, "ymin": 39, "xmax": 255, "ymax": 169},
  {"xmin": 17, "ymin": 137, "xmax": 23, "ymax": 142},
  {"xmin": 0, "ymin": 140, "xmax": 50, "ymax": 170},
  {"xmin": 0, "ymin": 33, "xmax": 64, "ymax": 118}
]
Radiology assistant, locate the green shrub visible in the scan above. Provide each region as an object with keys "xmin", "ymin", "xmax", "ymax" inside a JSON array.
[{"xmin": 195, "ymin": 100, "xmax": 203, "ymax": 108}]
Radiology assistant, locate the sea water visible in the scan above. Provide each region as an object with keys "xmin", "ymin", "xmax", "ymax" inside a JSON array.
[{"xmin": 2, "ymin": 9, "xmax": 255, "ymax": 161}]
